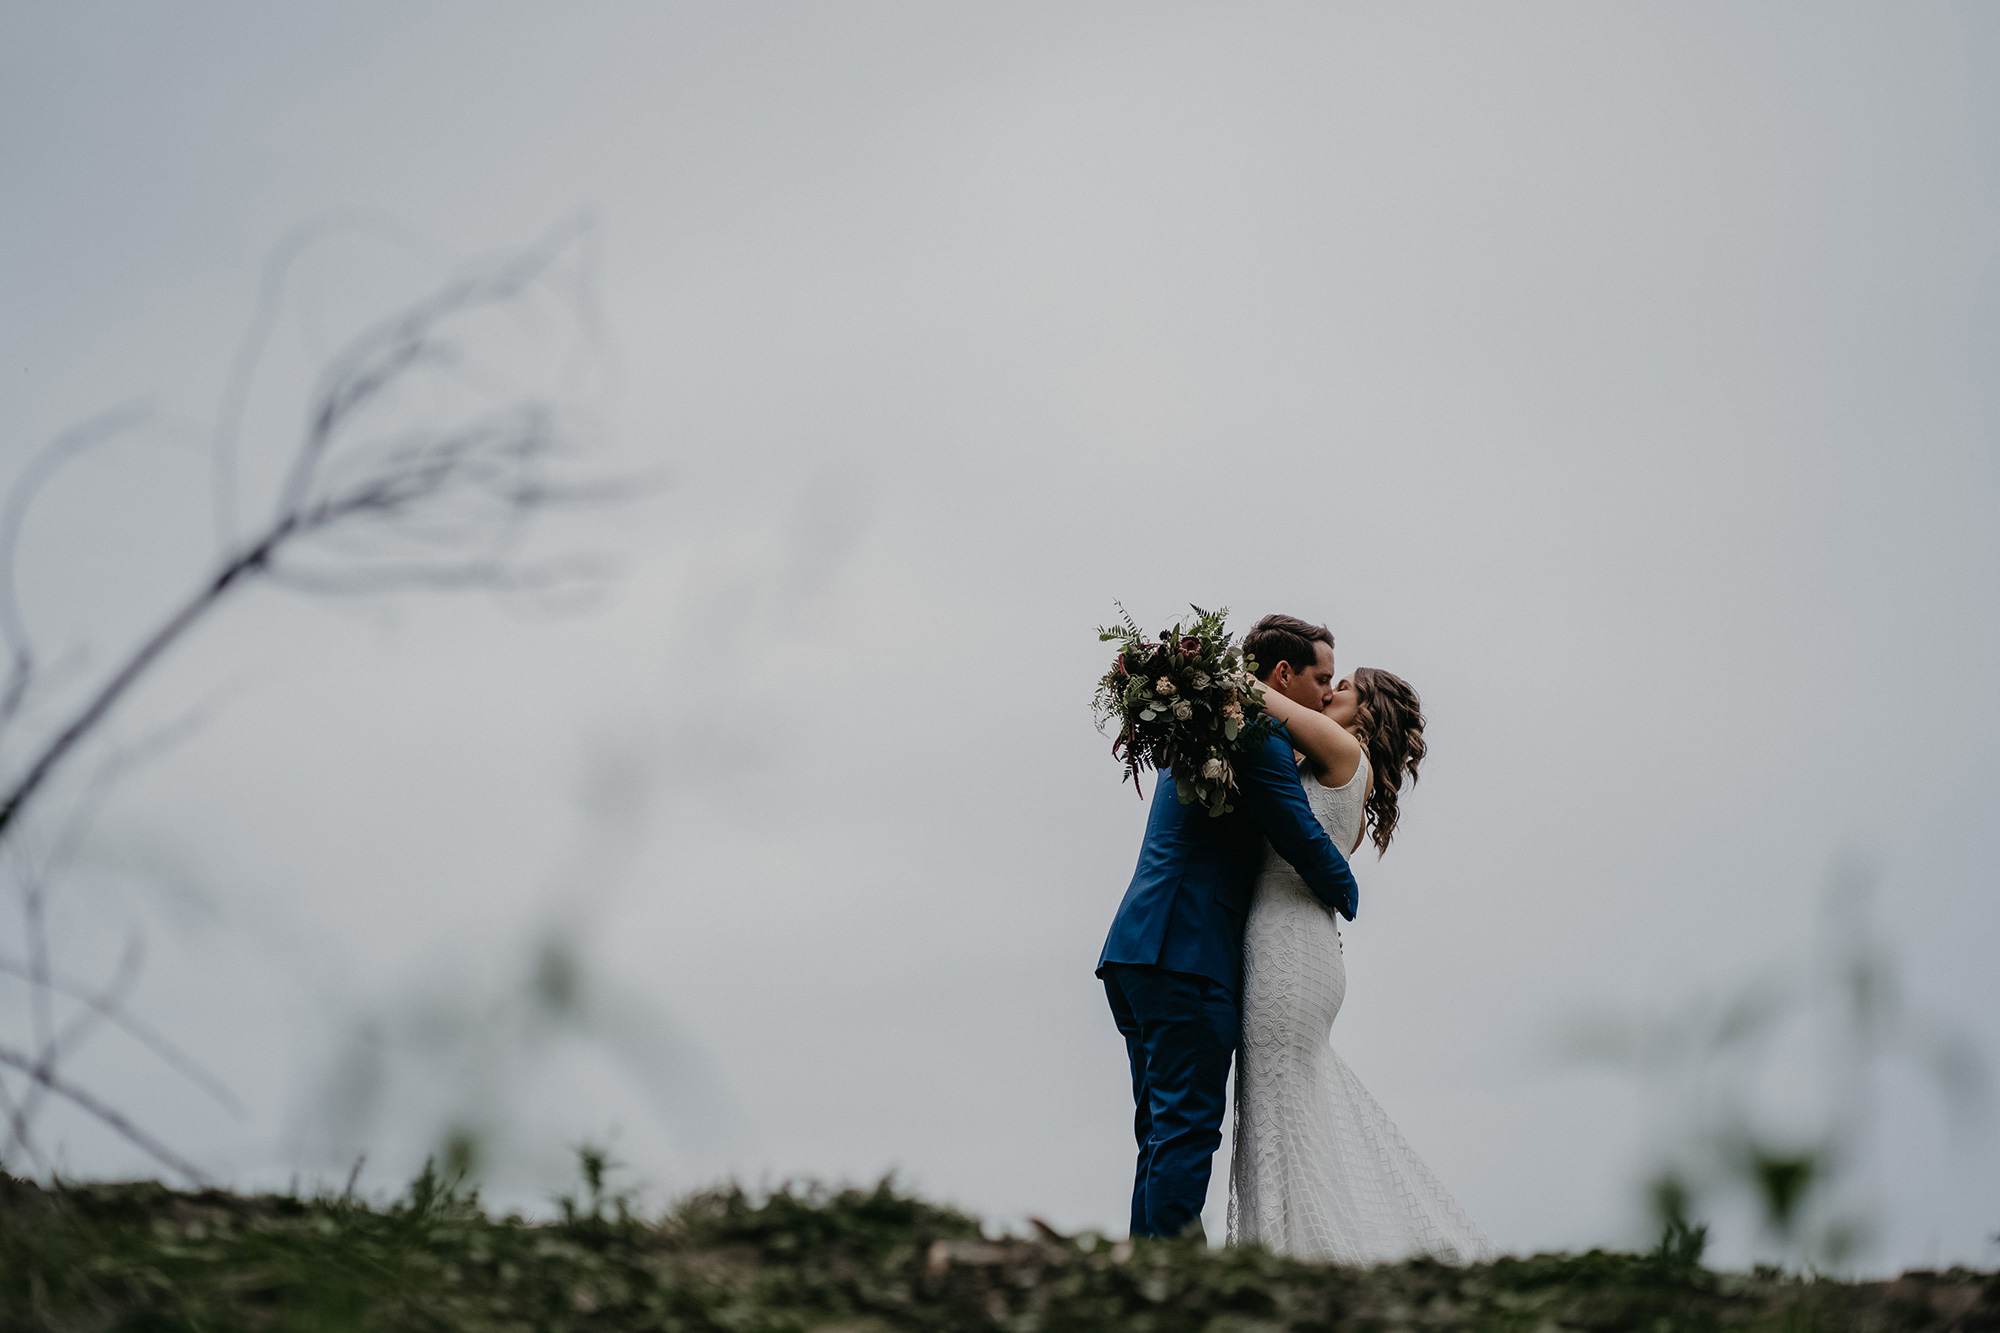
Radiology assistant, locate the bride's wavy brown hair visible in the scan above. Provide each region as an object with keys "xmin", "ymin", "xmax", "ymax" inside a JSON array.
[{"xmin": 1349, "ymin": 667, "xmax": 1426, "ymax": 856}]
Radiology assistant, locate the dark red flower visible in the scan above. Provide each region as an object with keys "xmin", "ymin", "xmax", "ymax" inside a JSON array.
[{"xmin": 1179, "ymin": 635, "xmax": 1202, "ymax": 657}]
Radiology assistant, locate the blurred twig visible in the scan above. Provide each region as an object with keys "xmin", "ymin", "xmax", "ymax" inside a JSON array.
[
  {"xmin": 1561, "ymin": 858, "xmax": 1988, "ymax": 1267},
  {"xmin": 0, "ymin": 217, "xmax": 628, "ymax": 1183}
]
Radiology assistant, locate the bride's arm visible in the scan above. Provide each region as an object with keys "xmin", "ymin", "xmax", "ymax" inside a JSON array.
[{"xmin": 1254, "ymin": 686, "xmax": 1364, "ymax": 787}]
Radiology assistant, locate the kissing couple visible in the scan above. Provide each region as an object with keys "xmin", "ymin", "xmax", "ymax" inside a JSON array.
[{"xmin": 1097, "ymin": 613, "xmax": 1495, "ymax": 1262}]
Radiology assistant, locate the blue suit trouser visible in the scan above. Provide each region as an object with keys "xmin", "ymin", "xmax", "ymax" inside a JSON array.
[{"xmin": 1101, "ymin": 962, "xmax": 1238, "ymax": 1240}]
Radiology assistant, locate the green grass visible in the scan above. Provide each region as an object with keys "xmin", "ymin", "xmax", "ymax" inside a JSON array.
[{"xmin": 1, "ymin": 1165, "xmax": 1992, "ymax": 1331}]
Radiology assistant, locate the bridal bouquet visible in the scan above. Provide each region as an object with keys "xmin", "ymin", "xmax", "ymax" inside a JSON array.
[{"xmin": 1093, "ymin": 604, "xmax": 1273, "ymax": 816}]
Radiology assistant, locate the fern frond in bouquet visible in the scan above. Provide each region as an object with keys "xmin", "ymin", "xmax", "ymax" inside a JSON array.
[{"xmin": 1092, "ymin": 604, "xmax": 1273, "ymax": 816}]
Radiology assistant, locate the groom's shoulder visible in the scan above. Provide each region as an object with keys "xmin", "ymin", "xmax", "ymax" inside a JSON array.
[
  {"xmin": 1231, "ymin": 722, "xmax": 1305, "ymax": 794},
  {"xmin": 1240, "ymin": 720, "xmax": 1292, "ymax": 763}
]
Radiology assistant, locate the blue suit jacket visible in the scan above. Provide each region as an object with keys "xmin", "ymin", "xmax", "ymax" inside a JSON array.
[{"xmin": 1096, "ymin": 724, "xmax": 1359, "ymax": 997}]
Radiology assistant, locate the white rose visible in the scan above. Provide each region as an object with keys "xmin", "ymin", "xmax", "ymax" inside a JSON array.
[
  {"xmin": 1173, "ymin": 699, "xmax": 1193, "ymax": 721},
  {"xmin": 1201, "ymin": 757, "xmax": 1224, "ymax": 780}
]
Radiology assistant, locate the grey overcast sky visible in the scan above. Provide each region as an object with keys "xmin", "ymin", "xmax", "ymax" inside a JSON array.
[{"xmin": 2, "ymin": 1, "xmax": 1996, "ymax": 1273}]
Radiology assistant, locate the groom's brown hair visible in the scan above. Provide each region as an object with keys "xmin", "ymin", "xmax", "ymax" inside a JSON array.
[{"xmin": 1244, "ymin": 614, "xmax": 1334, "ymax": 680}]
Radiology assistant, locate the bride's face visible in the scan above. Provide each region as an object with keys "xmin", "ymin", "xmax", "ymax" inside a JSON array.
[{"xmin": 1323, "ymin": 674, "xmax": 1360, "ymax": 729}]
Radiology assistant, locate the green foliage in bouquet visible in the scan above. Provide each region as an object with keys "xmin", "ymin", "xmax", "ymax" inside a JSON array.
[{"xmin": 1093, "ymin": 604, "xmax": 1273, "ymax": 816}]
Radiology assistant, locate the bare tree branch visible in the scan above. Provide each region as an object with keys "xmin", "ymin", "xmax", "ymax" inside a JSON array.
[
  {"xmin": 7, "ymin": 833, "xmax": 58, "ymax": 1079},
  {"xmin": 0, "ymin": 400, "xmax": 155, "ymax": 750},
  {"xmin": 3, "ymin": 935, "xmax": 145, "ymax": 1159},
  {"xmin": 275, "ymin": 214, "xmax": 593, "ymax": 524},
  {"xmin": 0, "ymin": 951, "xmax": 241, "ymax": 1116},
  {"xmin": 0, "ymin": 215, "xmax": 628, "ymax": 1180},
  {"xmin": 0, "ymin": 216, "xmax": 616, "ymax": 847},
  {"xmin": 0, "ymin": 1042, "xmax": 207, "ymax": 1184},
  {"xmin": 0, "ymin": 1069, "xmax": 49, "ymax": 1177},
  {"xmin": 210, "ymin": 215, "xmax": 456, "ymax": 553},
  {"xmin": 0, "ymin": 543, "xmax": 265, "ymax": 843}
]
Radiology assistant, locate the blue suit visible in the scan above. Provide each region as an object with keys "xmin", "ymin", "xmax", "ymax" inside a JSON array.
[{"xmin": 1097, "ymin": 723, "xmax": 1358, "ymax": 1239}]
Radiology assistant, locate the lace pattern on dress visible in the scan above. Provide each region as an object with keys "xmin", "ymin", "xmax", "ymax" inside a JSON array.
[{"xmin": 1227, "ymin": 750, "xmax": 1496, "ymax": 1264}]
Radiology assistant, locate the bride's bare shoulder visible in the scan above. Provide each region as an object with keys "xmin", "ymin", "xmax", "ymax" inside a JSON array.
[{"xmin": 1308, "ymin": 734, "xmax": 1364, "ymax": 790}]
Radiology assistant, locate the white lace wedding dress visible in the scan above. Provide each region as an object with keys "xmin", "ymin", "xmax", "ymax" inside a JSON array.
[{"xmin": 1228, "ymin": 750, "xmax": 1496, "ymax": 1264}]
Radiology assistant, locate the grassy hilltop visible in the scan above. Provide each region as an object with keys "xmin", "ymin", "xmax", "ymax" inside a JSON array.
[{"xmin": 2, "ymin": 1166, "xmax": 1994, "ymax": 1332}]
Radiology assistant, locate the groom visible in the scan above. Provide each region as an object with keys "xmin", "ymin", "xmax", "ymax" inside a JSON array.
[{"xmin": 1097, "ymin": 613, "xmax": 1360, "ymax": 1240}]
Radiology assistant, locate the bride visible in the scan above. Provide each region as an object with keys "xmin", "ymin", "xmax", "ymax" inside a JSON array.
[{"xmin": 1231, "ymin": 668, "xmax": 1495, "ymax": 1264}]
